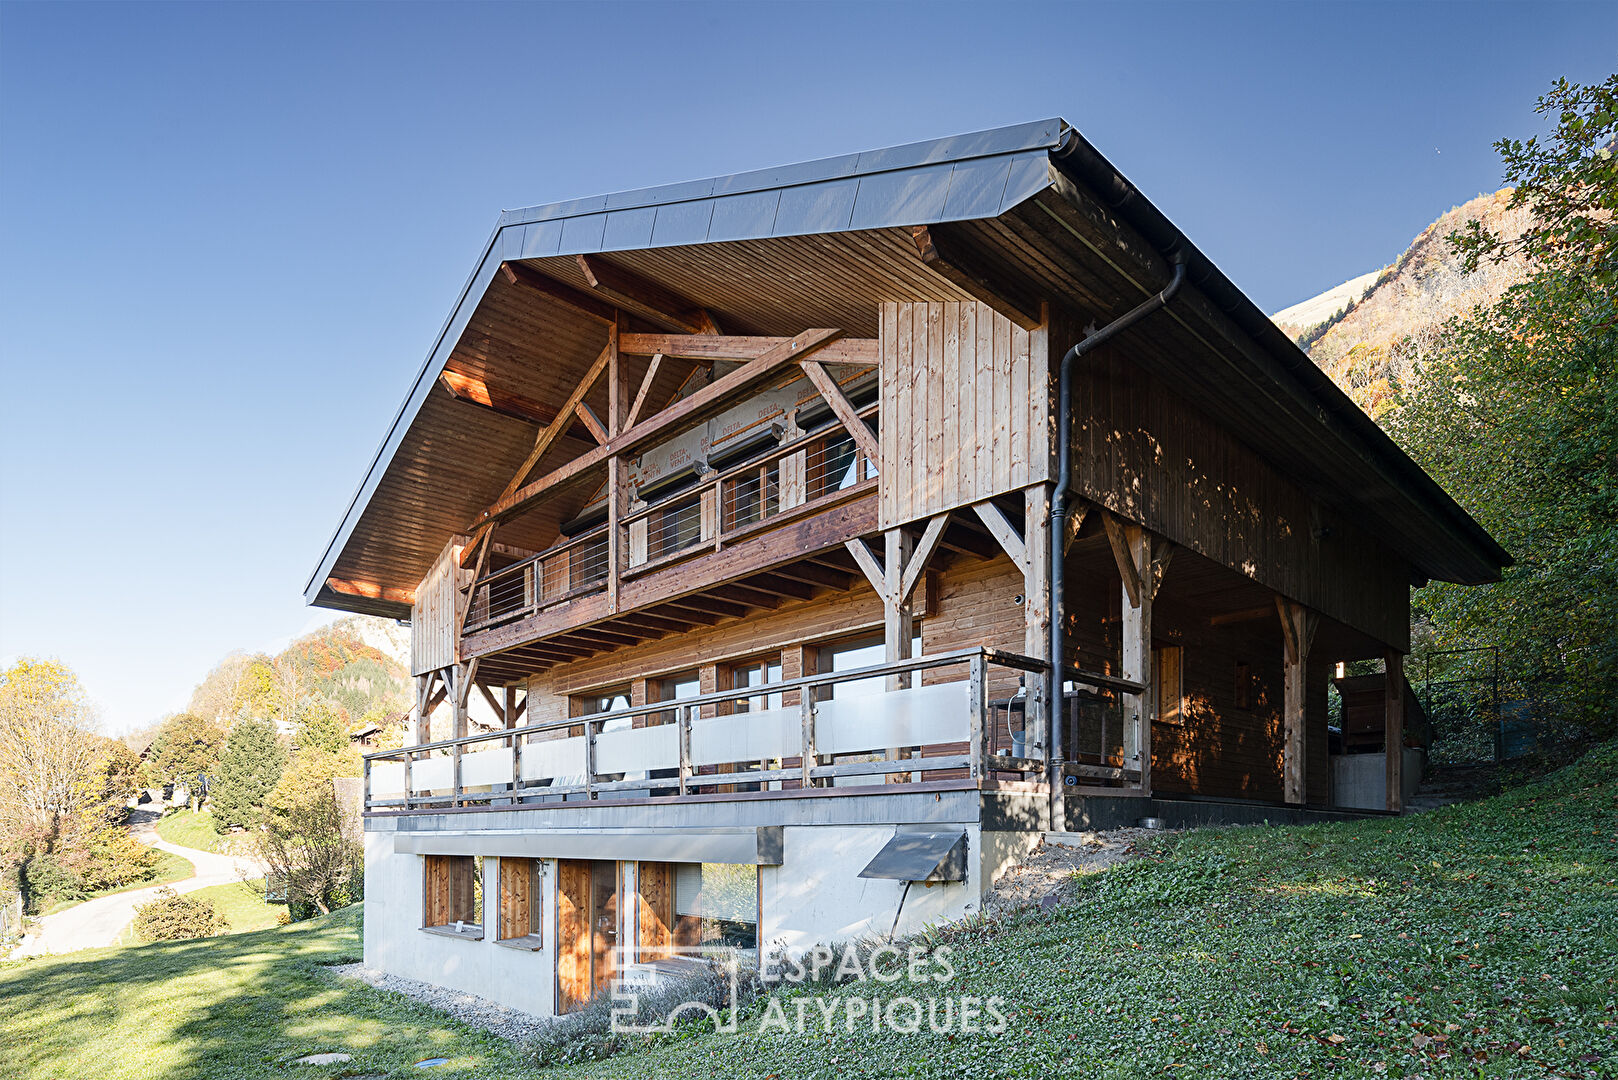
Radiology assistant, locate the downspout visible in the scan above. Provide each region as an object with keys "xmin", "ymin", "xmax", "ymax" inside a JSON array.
[{"xmin": 1047, "ymin": 252, "xmax": 1187, "ymax": 828}]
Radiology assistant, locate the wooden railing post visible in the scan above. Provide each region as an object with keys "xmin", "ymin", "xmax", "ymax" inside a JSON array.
[
  {"xmin": 452, "ymin": 743, "xmax": 463, "ymax": 808},
  {"xmin": 967, "ymin": 654, "xmax": 986, "ymax": 780},
  {"xmin": 799, "ymin": 693, "xmax": 817, "ymax": 789},
  {"xmin": 678, "ymin": 705, "xmax": 692, "ymax": 795},
  {"xmin": 363, "ymin": 755, "xmax": 372, "ymax": 812}
]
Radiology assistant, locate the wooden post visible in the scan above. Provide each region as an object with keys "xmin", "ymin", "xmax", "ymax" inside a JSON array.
[
  {"xmin": 506, "ymin": 684, "xmax": 522, "ymax": 804},
  {"xmin": 1023, "ymin": 485, "xmax": 1052, "ymax": 763},
  {"xmin": 362, "ymin": 755, "xmax": 372, "ymax": 814},
  {"xmin": 607, "ymin": 455, "xmax": 623, "ymax": 614},
  {"xmin": 883, "ymin": 527, "xmax": 915, "ymax": 693},
  {"xmin": 1385, "ymin": 650, "xmax": 1405, "ymax": 813},
  {"xmin": 1277, "ymin": 598, "xmax": 1319, "ymax": 806},
  {"xmin": 1117, "ymin": 524, "xmax": 1154, "ymax": 796},
  {"xmin": 677, "ymin": 704, "xmax": 692, "ymax": 796},
  {"xmin": 799, "ymin": 694, "xmax": 817, "ymax": 789},
  {"xmin": 402, "ymin": 748, "xmax": 413, "ymax": 810},
  {"xmin": 584, "ymin": 717, "xmax": 597, "ymax": 800}
]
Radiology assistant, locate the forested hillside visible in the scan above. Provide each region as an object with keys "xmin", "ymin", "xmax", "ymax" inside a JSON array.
[{"xmin": 1273, "ymin": 189, "xmax": 1534, "ymax": 416}]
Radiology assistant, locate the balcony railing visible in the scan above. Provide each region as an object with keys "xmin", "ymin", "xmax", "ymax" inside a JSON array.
[
  {"xmin": 364, "ymin": 648, "xmax": 1145, "ymax": 813},
  {"xmin": 461, "ymin": 408, "xmax": 878, "ymax": 636}
]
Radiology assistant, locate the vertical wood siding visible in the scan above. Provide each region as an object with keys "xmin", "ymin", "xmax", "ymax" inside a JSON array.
[{"xmin": 879, "ymin": 302, "xmax": 1052, "ymax": 529}]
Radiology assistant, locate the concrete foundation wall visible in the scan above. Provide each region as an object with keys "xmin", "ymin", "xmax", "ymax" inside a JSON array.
[
  {"xmin": 362, "ymin": 832, "xmax": 557, "ymax": 1016},
  {"xmin": 760, "ymin": 824, "xmax": 986, "ymax": 954}
]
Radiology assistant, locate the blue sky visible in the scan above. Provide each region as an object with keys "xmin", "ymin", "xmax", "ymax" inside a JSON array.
[{"xmin": 0, "ymin": 1, "xmax": 1611, "ymax": 734}]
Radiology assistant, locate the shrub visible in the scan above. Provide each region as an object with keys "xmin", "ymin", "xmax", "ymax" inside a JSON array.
[
  {"xmin": 132, "ymin": 887, "xmax": 226, "ymax": 941},
  {"xmin": 72, "ymin": 824, "xmax": 159, "ymax": 892},
  {"xmin": 20, "ymin": 855, "xmax": 84, "ymax": 913}
]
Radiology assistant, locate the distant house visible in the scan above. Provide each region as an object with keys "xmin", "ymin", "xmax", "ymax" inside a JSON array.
[
  {"xmin": 305, "ymin": 120, "xmax": 1508, "ymax": 1017},
  {"xmin": 348, "ymin": 712, "xmax": 410, "ymax": 750}
]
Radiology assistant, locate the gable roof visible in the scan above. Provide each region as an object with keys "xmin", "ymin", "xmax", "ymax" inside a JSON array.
[{"xmin": 306, "ymin": 119, "xmax": 1508, "ymax": 619}]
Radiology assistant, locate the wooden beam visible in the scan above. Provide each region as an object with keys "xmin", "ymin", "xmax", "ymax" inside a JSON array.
[
  {"xmin": 620, "ymin": 333, "xmax": 878, "ymax": 366},
  {"xmin": 473, "ymin": 329, "xmax": 846, "ymax": 528},
  {"xmin": 911, "ymin": 224, "xmax": 1044, "ymax": 331},
  {"xmin": 736, "ymin": 572, "xmax": 816, "ymax": 601},
  {"xmin": 575, "ymin": 402, "xmax": 609, "ymax": 445},
  {"xmin": 972, "ymin": 500, "xmax": 1027, "ymax": 573},
  {"xmin": 576, "ymin": 254, "xmax": 717, "ymax": 335},
  {"xmin": 897, "ymin": 514, "xmax": 949, "ymax": 606},
  {"xmin": 800, "ymin": 360, "xmax": 880, "ymax": 463},
  {"xmin": 325, "ymin": 577, "xmax": 415, "ymax": 606},
  {"xmin": 437, "ymin": 368, "xmax": 591, "ymax": 436},
  {"xmin": 500, "ymin": 261, "xmax": 616, "ymax": 324},
  {"xmin": 625, "ymin": 353, "xmax": 664, "ymax": 429},
  {"xmin": 844, "ymin": 538, "xmax": 886, "ymax": 596},
  {"xmin": 1063, "ymin": 504, "xmax": 1088, "ymax": 556},
  {"xmin": 1101, "ymin": 511, "xmax": 1142, "ymax": 609}
]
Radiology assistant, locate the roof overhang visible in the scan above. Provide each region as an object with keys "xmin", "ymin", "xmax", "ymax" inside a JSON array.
[{"xmin": 306, "ymin": 118, "xmax": 1508, "ymax": 618}]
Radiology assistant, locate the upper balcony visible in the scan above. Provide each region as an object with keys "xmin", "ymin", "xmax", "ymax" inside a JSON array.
[
  {"xmin": 362, "ymin": 648, "xmax": 1145, "ymax": 818},
  {"xmin": 458, "ymin": 398, "xmax": 880, "ymax": 678}
]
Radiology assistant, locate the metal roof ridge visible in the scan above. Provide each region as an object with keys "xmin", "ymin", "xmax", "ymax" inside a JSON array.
[{"xmin": 497, "ymin": 117, "xmax": 1067, "ymax": 227}]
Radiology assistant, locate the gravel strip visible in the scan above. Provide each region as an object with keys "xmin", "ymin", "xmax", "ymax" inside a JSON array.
[{"xmin": 330, "ymin": 963, "xmax": 550, "ymax": 1043}]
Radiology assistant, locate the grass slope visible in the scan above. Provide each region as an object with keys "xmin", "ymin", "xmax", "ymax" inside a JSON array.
[
  {"xmin": 187, "ymin": 878, "xmax": 280, "ymax": 934},
  {"xmin": 572, "ymin": 744, "xmax": 1618, "ymax": 1079},
  {"xmin": 2, "ymin": 745, "xmax": 1613, "ymax": 1080},
  {"xmin": 0, "ymin": 907, "xmax": 536, "ymax": 1080},
  {"xmin": 154, "ymin": 809, "xmax": 230, "ymax": 854}
]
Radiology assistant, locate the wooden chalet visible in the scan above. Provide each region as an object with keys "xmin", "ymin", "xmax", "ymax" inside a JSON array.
[{"xmin": 307, "ymin": 119, "xmax": 1507, "ymax": 1015}]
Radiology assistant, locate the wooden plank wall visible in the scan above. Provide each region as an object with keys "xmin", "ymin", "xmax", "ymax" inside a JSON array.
[
  {"xmin": 411, "ymin": 535, "xmax": 472, "ymax": 675},
  {"xmin": 636, "ymin": 862, "xmax": 673, "ymax": 961},
  {"xmin": 878, "ymin": 302, "xmax": 1052, "ymax": 530},
  {"xmin": 1061, "ymin": 328, "xmax": 1410, "ymax": 651},
  {"xmin": 556, "ymin": 860, "xmax": 591, "ymax": 1013}
]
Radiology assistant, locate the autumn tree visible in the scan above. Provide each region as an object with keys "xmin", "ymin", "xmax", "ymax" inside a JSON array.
[
  {"xmin": 258, "ymin": 777, "xmax": 360, "ymax": 916},
  {"xmin": 147, "ymin": 713, "xmax": 227, "ymax": 810},
  {"xmin": 0, "ymin": 658, "xmax": 99, "ymax": 854}
]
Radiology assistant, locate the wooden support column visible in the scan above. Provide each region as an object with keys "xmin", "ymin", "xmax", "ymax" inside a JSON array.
[
  {"xmin": 411, "ymin": 673, "xmax": 432, "ymax": 745},
  {"xmin": 1023, "ymin": 485, "xmax": 1052, "ymax": 760},
  {"xmin": 883, "ymin": 527, "xmax": 915, "ymax": 692},
  {"xmin": 1385, "ymin": 650, "xmax": 1405, "ymax": 813},
  {"xmin": 1276, "ymin": 598, "xmax": 1319, "ymax": 806},
  {"xmin": 607, "ymin": 317, "xmax": 625, "ymax": 614},
  {"xmin": 1102, "ymin": 511, "xmax": 1171, "ymax": 796}
]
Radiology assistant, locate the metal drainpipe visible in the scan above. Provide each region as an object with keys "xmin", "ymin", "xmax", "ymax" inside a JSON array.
[{"xmin": 1047, "ymin": 252, "xmax": 1188, "ymax": 829}]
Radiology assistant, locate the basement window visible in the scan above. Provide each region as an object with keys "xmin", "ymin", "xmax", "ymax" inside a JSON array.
[
  {"xmin": 422, "ymin": 854, "xmax": 483, "ymax": 939},
  {"xmin": 496, "ymin": 857, "xmax": 543, "ymax": 950}
]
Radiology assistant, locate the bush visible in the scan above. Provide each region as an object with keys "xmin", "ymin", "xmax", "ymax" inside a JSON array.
[
  {"xmin": 73, "ymin": 825, "xmax": 159, "ymax": 892},
  {"xmin": 20, "ymin": 855, "xmax": 84, "ymax": 913},
  {"xmin": 132, "ymin": 888, "xmax": 226, "ymax": 941}
]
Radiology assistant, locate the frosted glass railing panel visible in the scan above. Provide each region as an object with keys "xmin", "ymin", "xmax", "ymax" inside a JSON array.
[
  {"xmin": 596, "ymin": 724, "xmax": 678, "ymax": 775},
  {"xmin": 815, "ymin": 681, "xmax": 969, "ymax": 757},
  {"xmin": 461, "ymin": 746, "xmax": 514, "ymax": 788},
  {"xmin": 412, "ymin": 755, "xmax": 454, "ymax": 792},
  {"xmin": 690, "ymin": 707, "xmax": 798, "ymax": 767},
  {"xmin": 372, "ymin": 761, "xmax": 405, "ymax": 797},
  {"xmin": 519, "ymin": 735, "xmax": 586, "ymax": 781}
]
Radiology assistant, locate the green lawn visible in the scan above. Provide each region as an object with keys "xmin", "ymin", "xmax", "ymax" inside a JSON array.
[
  {"xmin": 39, "ymin": 849, "xmax": 194, "ymax": 917},
  {"xmin": 188, "ymin": 878, "xmax": 280, "ymax": 934},
  {"xmin": 3, "ymin": 743, "xmax": 1614, "ymax": 1080},
  {"xmin": 154, "ymin": 809, "xmax": 236, "ymax": 854}
]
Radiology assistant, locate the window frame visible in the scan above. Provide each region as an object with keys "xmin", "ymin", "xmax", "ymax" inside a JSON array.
[
  {"xmin": 422, "ymin": 854, "xmax": 484, "ymax": 940},
  {"xmin": 495, "ymin": 856, "xmax": 544, "ymax": 950}
]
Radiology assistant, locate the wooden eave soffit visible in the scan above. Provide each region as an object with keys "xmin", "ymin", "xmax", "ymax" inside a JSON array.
[
  {"xmin": 326, "ymin": 577, "xmax": 415, "ymax": 606},
  {"xmin": 911, "ymin": 225, "xmax": 1044, "ymax": 331},
  {"xmin": 575, "ymin": 254, "xmax": 720, "ymax": 336}
]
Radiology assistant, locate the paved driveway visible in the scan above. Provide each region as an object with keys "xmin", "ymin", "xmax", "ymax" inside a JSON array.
[{"xmin": 12, "ymin": 809, "xmax": 268, "ymax": 957}]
